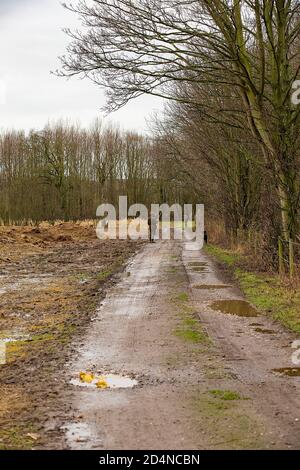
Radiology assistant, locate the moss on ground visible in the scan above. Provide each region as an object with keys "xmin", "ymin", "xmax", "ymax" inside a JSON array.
[
  {"xmin": 175, "ymin": 292, "xmax": 189, "ymax": 302},
  {"xmin": 192, "ymin": 390, "xmax": 265, "ymax": 449},
  {"xmin": 209, "ymin": 389, "xmax": 242, "ymax": 401},
  {"xmin": 0, "ymin": 425, "xmax": 38, "ymax": 450},
  {"xmin": 175, "ymin": 318, "xmax": 207, "ymax": 343},
  {"xmin": 96, "ymin": 269, "xmax": 113, "ymax": 281},
  {"xmin": 172, "ymin": 292, "xmax": 209, "ymax": 344}
]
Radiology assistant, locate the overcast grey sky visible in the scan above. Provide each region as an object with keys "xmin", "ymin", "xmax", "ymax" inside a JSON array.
[{"xmin": 0, "ymin": 0, "xmax": 163, "ymax": 133}]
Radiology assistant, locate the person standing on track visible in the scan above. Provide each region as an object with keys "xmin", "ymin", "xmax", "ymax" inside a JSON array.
[{"xmin": 148, "ymin": 213, "xmax": 158, "ymax": 243}]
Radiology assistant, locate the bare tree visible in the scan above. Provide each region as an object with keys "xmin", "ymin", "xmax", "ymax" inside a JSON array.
[
  {"xmin": 0, "ymin": 121, "xmax": 183, "ymax": 224},
  {"xmin": 58, "ymin": 0, "xmax": 300, "ymax": 271}
]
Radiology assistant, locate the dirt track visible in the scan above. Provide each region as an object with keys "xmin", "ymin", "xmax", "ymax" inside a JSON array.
[{"xmin": 51, "ymin": 240, "xmax": 300, "ymax": 450}]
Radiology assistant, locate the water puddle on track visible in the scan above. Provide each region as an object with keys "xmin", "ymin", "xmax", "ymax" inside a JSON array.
[
  {"xmin": 192, "ymin": 268, "xmax": 211, "ymax": 273},
  {"xmin": 210, "ymin": 300, "xmax": 259, "ymax": 317},
  {"xmin": 254, "ymin": 327, "xmax": 276, "ymax": 335},
  {"xmin": 188, "ymin": 262, "xmax": 208, "ymax": 267},
  {"xmin": 187, "ymin": 262, "xmax": 211, "ymax": 273},
  {"xmin": 272, "ymin": 368, "xmax": 300, "ymax": 377},
  {"xmin": 192, "ymin": 284, "xmax": 231, "ymax": 290},
  {"xmin": 71, "ymin": 372, "xmax": 138, "ymax": 390}
]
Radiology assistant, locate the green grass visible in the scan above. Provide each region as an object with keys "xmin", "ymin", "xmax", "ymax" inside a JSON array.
[
  {"xmin": 205, "ymin": 245, "xmax": 241, "ymax": 266},
  {"xmin": 205, "ymin": 244, "xmax": 300, "ymax": 333},
  {"xmin": 209, "ymin": 389, "xmax": 242, "ymax": 401},
  {"xmin": 175, "ymin": 315, "xmax": 207, "ymax": 343},
  {"xmin": 175, "ymin": 292, "xmax": 189, "ymax": 302},
  {"xmin": 192, "ymin": 391, "xmax": 265, "ymax": 449},
  {"xmin": 172, "ymin": 291, "xmax": 209, "ymax": 344},
  {"xmin": 236, "ymin": 269, "xmax": 300, "ymax": 332},
  {"xmin": 0, "ymin": 425, "xmax": 38, "ymax": 450},
  {"xmin": 96, "ymin": 269, "xmax": 112, "ymax": 281}
]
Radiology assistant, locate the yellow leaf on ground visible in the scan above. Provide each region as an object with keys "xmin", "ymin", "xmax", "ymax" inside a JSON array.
[
  {"xmin": 96, "ymin": 379, "xmax": 109, "ymax": 389},
  {"xmin": 79, "ymin": 372, "xmax": 94, "ymax": 383}
]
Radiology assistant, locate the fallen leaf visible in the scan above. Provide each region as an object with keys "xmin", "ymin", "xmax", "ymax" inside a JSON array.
[
  {"xmin": 96, "ymin": 379, "xmax": 109, "ymax": 389},
  {"xmin": 79, "ymin": 372, "xmax": 94, "ymax": 383}
]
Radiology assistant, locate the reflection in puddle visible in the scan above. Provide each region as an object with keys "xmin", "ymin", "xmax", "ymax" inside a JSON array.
[
  {"xmin": 192, "ymin": 267, "xmax": 210, "ymax": 273},
  {"xmin": 71, "ymin": 373, "xmax": 138, "ymax": 389},
  {"xmin": 188, "ymin": 262, "xmax": 210, "ymax": 273},
  {"xmin": 254, "ymin": 328, "xmax": 276, "ymax": 335},
  {"xmin": 210, "ymin": 300, "xmax": 258, "ymax": 317},
  {"xmin": 188, "ymin": 262, "xmax": 208, "ymax": 267},
  {"xmin": 192, "ymin": 284, "xmax": 230, "ymax": 290},
  {"xmin": 272, "ymin": 368, "xmax": 300, "ymax": 377}
]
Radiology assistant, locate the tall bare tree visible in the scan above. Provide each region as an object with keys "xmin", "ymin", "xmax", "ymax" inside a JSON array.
[{"xmin": 58, "ymin": 0, "xmax": 300, "ymax": 270}]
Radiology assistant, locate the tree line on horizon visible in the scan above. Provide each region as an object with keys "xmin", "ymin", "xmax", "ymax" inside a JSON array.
[
  {"xmin": 1, "ymin": 1, "xmax": 300, "ymax": 275},
  {"xmin": 0, "ymin": 120, "xmax": 198, "ymax": 224}
]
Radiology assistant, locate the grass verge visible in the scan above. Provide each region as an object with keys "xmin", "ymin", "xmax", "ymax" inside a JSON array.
[{"xmin": 205, "ymin": 245, "xmax": 300, "ymax": 333}]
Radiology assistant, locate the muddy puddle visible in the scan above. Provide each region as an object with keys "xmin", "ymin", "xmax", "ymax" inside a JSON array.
[
  {"xmin": 192, "ymin": 267, "xmax": 211, "ymax": 273},
  {"xmin": 272, "ymin": 368, "xmax": 300, "ymax": 377},
  {"xmin": 210, "ymin": 300, "xmax": 259, "ymax": 317},
  {"xmin": 187, "ymin": 262, "xmax": 210, "ymax": 273},
  {"xmin": 188, "ymin": 262, "xmax": 208, "ymax": 267},
  {"xmin": 192, "ymin": 284, "xmax": 230, "ymax": 290},
  {"xmin": 71, "ymin": 372, "xmax": 138, "ymax": 390},
  {"xmin": 254, "ymin": 328, "xmax": 276, "ymax": 335}
]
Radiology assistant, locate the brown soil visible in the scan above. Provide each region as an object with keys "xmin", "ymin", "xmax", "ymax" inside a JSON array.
[{"xmin": 0, "ymin": 222, "xmax": 143, "ymax": 449}]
